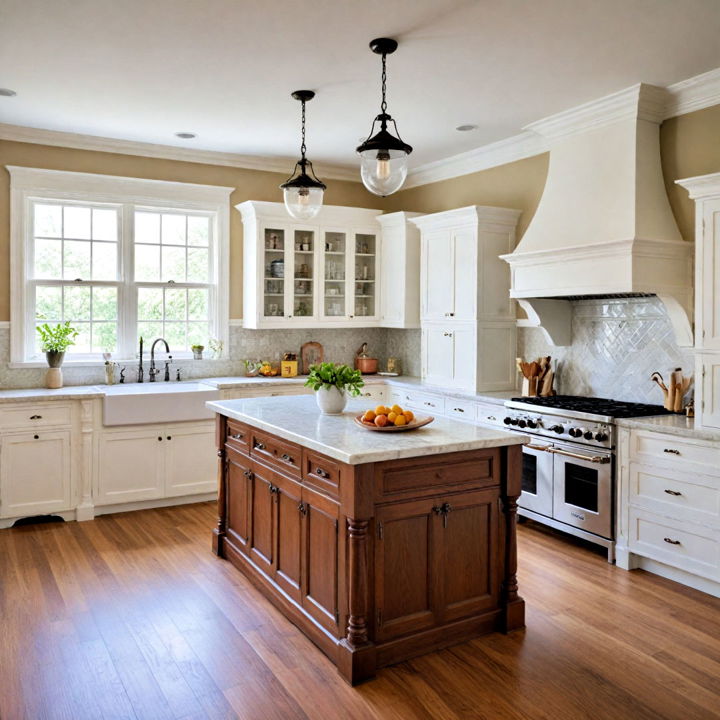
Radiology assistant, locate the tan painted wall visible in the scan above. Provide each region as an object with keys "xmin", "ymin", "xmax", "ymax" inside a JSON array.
[
  {"xmin": 661, "ymin": 104, "xmax": 720, "ymax": 241},
  {"xmin": 0, "ymin": 140, "xmax": 379, "ymax": 321}
]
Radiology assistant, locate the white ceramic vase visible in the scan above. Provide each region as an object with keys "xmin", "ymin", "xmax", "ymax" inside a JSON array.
[{"xmin": 315, "ymin": 386, "xmax": 347, "ymax": 415}]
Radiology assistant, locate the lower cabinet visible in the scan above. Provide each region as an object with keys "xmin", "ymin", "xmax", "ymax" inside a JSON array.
[
  {"xmin": 97, "ymin": 421, "xmax": 216, "ymax": 506},
  {"xmin": 0, "ymin": 430, "xmax": 72, "ymax": 518},
  {"xmin": 374, "ymin": 487, "xmax": 500, "ymax": 642}
]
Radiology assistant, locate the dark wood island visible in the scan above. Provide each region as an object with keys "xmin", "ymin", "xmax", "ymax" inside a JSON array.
[{"xmin": 207, "ymin": 395, "xmax": 527, "ymax": 684}]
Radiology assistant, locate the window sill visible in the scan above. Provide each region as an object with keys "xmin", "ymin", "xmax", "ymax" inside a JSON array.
[{"xmin": 9, "ymin": 356, "xmax": 228, "ymax": 369}]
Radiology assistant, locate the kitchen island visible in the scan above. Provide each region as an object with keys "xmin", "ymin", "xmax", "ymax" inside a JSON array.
[{"xmin": 207, "ymin": 395, "xmax": 528, "ymax": 684}]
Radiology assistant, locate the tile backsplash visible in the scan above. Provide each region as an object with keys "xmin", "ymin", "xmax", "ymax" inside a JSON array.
[
  {"xmin": 517, "ymin": 297, "xmax": 695, "ymax": 404},
  {"xmin": 0, "ymin": 324, "xmax": 422, "ymax": 389}
]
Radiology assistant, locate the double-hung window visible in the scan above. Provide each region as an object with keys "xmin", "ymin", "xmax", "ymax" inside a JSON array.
[{"xmin": 9, "ymin": 167, "xmax": 232, "ymax": 365}]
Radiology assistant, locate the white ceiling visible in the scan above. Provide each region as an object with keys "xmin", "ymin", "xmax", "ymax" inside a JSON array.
[{"xmin": 1, "ymin": 0, "xmax": 720, "ymax": 173}]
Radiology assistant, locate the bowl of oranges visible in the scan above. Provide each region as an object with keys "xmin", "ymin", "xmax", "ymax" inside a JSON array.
[{"xmin": 354, "ymin": 404, "xmax": 434, "ymax": 432}]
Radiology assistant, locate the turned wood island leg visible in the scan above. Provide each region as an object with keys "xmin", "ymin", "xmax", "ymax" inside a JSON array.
[
  {"xmin": 212, "ymin": 416, "xmax": 227, "ymax": 556},
  {"xmin": 338, "ymin": 516, "xmax": 377, "ymax": 684},
  {"xmin": 501, "ymin": 444, "xmax": 526, "ymax": 632}
]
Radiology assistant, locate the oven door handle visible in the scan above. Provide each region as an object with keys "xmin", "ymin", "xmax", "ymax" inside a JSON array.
[
  {"xmin": 525, "ymin": 443, "xmax": 553, "ymax": 452},
  {"xmin": 547, "ymin": 446, "xmax": 611, "ymax": 464}
]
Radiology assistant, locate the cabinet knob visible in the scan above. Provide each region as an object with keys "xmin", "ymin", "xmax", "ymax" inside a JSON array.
[
  {"xmin": 33, "ymin": 434, "xmax": 39, "ymax": 440},
  {"xmin": 298, "ymin": 502, "xmax": 307, "ymax": 516},
  {"xmin": 315, "ymin": 467, "xmax": 330, "ymax": 479},
  {"xmin": 167, "ymin": 436, "xmax": 172, "ymax": 440},
  {"xmin": 158, "ymin": 436, "xmax": 162, "ymax": 441},
  {"xmin": 243, "ymin": 469, "xmax": 254, "ymax": 479}
]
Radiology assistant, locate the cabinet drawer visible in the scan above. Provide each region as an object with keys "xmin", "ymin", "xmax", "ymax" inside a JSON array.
[
  {"xmin": 628, "ymin": 508, "xmax": 720, "ymax": 580},
  {"xmin": 225, "ymin": 419, "xmax": 249, "ymax": 453},
  {"xmin": 303, "ymin": 450, "xmax": 341, "ymax": 497},
  {"xmin": 629, "ymin": 462, "xmax": 720, "ymax": 526},
  {"xmin": 377, "ymin": 450, "xmax": 498, "ymax": 500},
  {"xmin": 443, "ymin": 397, "xmax": 477, "ymax": 422},
  {"xmin": 475, "ymin": 402, "xmax": 504, "ymax": 428},
  {"xmin": 631, "ymin": 430, "xmax": 719, "ymax": 476},
  {"xmin": 0, "ymin": 403, "xmax": 72, "ymax": 429},
  {"xmin": 249, "ymin": 430, "xmax": 301, "ymax": 479},
  {"xmin": 358, "ymin": 386, "xmax": 385, "ymax": 403}
]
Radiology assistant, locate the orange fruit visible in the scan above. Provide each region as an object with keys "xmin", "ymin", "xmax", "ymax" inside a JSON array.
[
  {"xmin": 374, "ymin": 414, "xmax": 388, "ymax": 427},
  {"xmin": 363, "ymin": 409, "xmax": 376, "ymax": 422},
  {"xmin": 387, "ymin": 411, "xmax": 398, "ymax": 423},
  {"xmin": 391, "ymin": 404, "xmax": 403, "ymax": 415},
  {"xmin": 403, "ymin": 410, "xmax": 414, "ymax": 422},
  {"xmin": 375, "ymin": 405, "xmax": 388, "ymax": 416},
  {"xmin": 393, "ymin": 414, "xmax": 407, "ymax": 426}
]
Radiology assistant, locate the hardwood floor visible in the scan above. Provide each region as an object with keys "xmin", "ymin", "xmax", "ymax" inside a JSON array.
[{"xmin": 1, "ymin": 503, "xmax": 719, "ymax": 720}]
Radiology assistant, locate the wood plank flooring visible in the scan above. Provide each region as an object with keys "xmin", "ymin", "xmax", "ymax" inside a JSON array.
[{"xmin": 1, "ymin": 502, "xmax": 719, "ymax": 720}]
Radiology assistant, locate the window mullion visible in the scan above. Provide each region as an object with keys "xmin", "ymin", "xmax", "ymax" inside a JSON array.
[{"xmin": 120, "ymin": 204, "xmax": 135, "ymax": 360}]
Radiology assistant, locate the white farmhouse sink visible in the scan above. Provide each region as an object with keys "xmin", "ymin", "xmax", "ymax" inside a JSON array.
[{"xmin": 103, "ymin": 382, "xmax": 221, "ymax": 426}]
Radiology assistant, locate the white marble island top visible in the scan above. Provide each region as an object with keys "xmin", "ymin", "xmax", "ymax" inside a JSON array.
[{"xmin": 207, "ymin": 395, "xmax": 528, "ymax": 465}]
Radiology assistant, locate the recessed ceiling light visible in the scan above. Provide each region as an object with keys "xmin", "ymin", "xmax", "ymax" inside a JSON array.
[
  {"xmin": 0, "ymin": 88, "xmax": 17, "ymax": 97},
  {"xmin": 175, "ymin": 132, "xmax": 196, "ymax": 139},
  {"xmin": 455, "ymin": 124, "xmax": 478, "ymax": 132}
]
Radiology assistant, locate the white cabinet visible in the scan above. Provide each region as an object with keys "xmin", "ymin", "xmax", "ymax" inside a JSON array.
[
  {"xmin": 412, "ymin": 206, "xmax": 521, "ymax": 392},
  {"xmin": 0, "ymin": 431, "xmax": 72, "ymax": 518},
  {"xmin": 237, "ymin": 201, "xmax": 382, "ymax": 329},
  {"xmin": 97, "ymin": 421, "xmax": 216, "ymax": 506},
  {"xmin": 377, "ymin": 212, "xmax": 422, "ymax": 328},
  {"xmin": 676, "ymin": 173, "xmax": 720, "ymax": 429}
]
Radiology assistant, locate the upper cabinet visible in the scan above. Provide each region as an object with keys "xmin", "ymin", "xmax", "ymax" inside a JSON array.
[
  {"xmin": 237, "ymin": 201, "xmax": 382, "ymax": 329},
  {"xmin": 377, "ymin": 212, "xmax": 422, "ymax": 329}
]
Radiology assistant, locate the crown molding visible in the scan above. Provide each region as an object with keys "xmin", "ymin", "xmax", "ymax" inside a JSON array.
[
  {"xmin": 0, "ymin": 123, "xmax": 359, "ymax": 183},
  {"xmin": 664, "ymin": 66, "xmax": 720, "ymax": 119},
  {"xmin": 676, "ymin": 171, "xmax": 720, "ymax": 199}
]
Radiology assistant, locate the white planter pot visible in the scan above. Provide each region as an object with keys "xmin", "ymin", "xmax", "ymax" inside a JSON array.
[{"xmin": 315, "ymin": 386, "xmax": 347, "ymax": 415}]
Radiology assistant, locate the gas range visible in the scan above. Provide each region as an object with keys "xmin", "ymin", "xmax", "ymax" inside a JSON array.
[{"xmin": 502, "ymin": 395, "xmax": 669, "ymax": 449}]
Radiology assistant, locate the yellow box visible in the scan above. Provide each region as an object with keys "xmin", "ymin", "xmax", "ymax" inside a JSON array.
[{"xmin": 281, "ymin": 360, "xmax": 298, "ymax": 377}]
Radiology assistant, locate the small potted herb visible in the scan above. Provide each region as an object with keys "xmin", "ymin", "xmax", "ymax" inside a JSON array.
[
  {"xmin": 36, "ymin": 322, "xmax": 79, "ymax": 389},
  {"xmin": 305, "ymin": 362, "xmax": 364, "ymax": 415},
  {"xmin": 191, "ymin": 344, "xmax": 204, "ymax": 360}
]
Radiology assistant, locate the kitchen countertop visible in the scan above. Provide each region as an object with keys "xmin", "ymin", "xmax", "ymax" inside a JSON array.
[
  {"xmin": 206, "ymin": 395, "xmax": 528, "ymax": 465},
  {"xmin": 0, "ymin": 386, "xmax": 106, "ymax": 403},
  {"xmin": 615, "ymin": 414, "xmax": 720, "ymax": 443}
]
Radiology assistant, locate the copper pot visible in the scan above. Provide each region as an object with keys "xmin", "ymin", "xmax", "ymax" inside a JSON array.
[{"xmin": 356, "ymin": 356, "xmax": 378, "ymax": 374}]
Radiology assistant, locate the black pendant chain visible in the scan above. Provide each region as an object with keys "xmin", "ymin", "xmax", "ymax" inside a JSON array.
[
  {"xmin": 380, "ymin": 53, "xmax": 388, "ymax": 114},
  {"xmin": 300, "ymin": 99, "xmax": 307, "ymax": 160}
]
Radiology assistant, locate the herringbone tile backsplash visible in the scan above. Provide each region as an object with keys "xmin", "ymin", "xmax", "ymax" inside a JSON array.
[{"xmin": 518, "ymin": 297, "xmax": 695, "ymax": 404}]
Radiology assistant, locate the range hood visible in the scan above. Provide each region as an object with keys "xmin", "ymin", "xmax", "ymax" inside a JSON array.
[{"xmin": 500, "ymin": 83, "xmax": 693, "ymax": 347}]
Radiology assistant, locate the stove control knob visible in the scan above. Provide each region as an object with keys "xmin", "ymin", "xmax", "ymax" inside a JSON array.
[
  {"xmin": 583, "ymin": 430, "xmax": 594, "ymax": 440},
  {"xmin": 510, "ymin": 418, "xmax": 519, "ymax": 426},
  {"xmin": 517, "ymin": 419, "xmax": 527, "ymax": 428},
  {"xmin": 527, "ymin": 419, "xmax": 538, "ymax": 429},
  {"xmin": 595, "ymin": 431, "xmax": 608, "ymax": 442},
  {"xmin": 569, "ymin": 427, "xmax": 583, "ymax": 438},
  {"xmin": 550, "ymin": 425, "xmax": 564, "ymax": 434},
  {"xmin": 503, "ymin": 417, "xmax": 512, "ymax": 425}
]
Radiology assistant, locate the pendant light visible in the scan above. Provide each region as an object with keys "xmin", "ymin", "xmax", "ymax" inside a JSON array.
[
  {"xmin": 280, "ymin": 90, "xmax": 326, "ymax": 220},
  {"xmin": 356, "ymin": 38, "xmax": 413, "ymax": 197}
]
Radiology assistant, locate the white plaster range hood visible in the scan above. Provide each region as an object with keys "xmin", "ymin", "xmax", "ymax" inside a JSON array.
[{"xmin": 500, "ymin": 83, "xmax": 693, "ymax": 347}]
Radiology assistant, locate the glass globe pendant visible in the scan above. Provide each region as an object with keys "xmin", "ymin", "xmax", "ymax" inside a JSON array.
[
  {"xmin": 281, "ymin": 90, "xmax": 326, "ymax": 220},
  {"xmin": 356, "ymin": 38, "xmax": 412, "ymax": 197}
]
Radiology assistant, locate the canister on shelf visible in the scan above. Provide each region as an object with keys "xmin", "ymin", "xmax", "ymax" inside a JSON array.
[{"xmin": 281, "ymin": 352, "xmax": 298, "ymax": 377}]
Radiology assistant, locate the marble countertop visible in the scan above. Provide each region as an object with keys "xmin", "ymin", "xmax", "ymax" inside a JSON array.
[
  {"xmin": 615, "ymin": 414, "xmax": 720, "ymax": 443},
  {"xmin": 0, "ymin": 386, "xmax": 106, "ymax": 403},
  {"xmin": 206, "ymin": 395, "xmax": 528, "ymax": 465}
]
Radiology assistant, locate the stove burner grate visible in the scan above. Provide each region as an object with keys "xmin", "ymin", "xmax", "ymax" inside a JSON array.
[{"xmin": 510, "ymin": 395, "xmax": 670, "ymax": 419}]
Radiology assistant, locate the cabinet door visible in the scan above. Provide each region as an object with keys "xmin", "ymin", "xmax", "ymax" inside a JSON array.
[
  {"xmin": 422, "ymin": 230, "xmax": 453, "ymax": 321},
  {"xmin": 260, "ymin": 223, "xmax": 290, "ymax": 322},
  {"xmin": 350, "ymin": 230, "xmax": 378, "ymax": 321},
  {"xmin": 435, "ymin": 488, "xmax": 500, "ymax": 623},
  {"xmin": 700, "ymin": 355, "xmax": 720, "ymax": 429},
  {"xmin": 97, "ymin": 428, "xmax": 164, "ymax": 505},
  {"xmin": 451, "ymin": 228, "xmax": 476, "ymax": 322},
  {"xmin": 274, "ymin": 473, "xmax": 303, "ymax": 603},
  {"xmin": 0, "ymin": 431, "xmax": 72, "ymax": 519},
  {"xmin": 700, "ymin": 201, "xmax": 720, "ymax": 351},
  {"xmin": 321, "ymin": 229, "xmax": 349, "ymax": 320},
  {"xmin": 374, "ymin": 498, "xmax": 437, "ymax": 641},
  {"xmin": 248, "ymin": 461, "xmax": 276, "ymax": 575},
  {"xmin": 423, "ymin": 326, "xmax": 454, "ymax": 386},
  {"xmin": 288, "ymin": 226, "xmax": 317, "ymax": 322},
  {"xmin": 225, "ymin": 449, "xmax": 252, "ymax": 554},
  {"xmin": 451, "ymin": 325, "xmax": 476, "ymax": 391},
  {"xmin": 301, "ymin": 487, "xmax": 340, "ymax": 634},
  {"xmin": 164, "ymin": 422, "xmax": 217, "ymax": 497},
  {"xmin": 380, "ymin": 226, "xmax": 402, "ymax": 326}
]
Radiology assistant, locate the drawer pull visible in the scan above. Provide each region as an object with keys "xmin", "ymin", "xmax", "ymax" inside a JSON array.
[
  {"xmin": 315, "ymin": 467, "xmax": 330, "ymax": 479},
  {"xmin": 254, "ymin": 441, "xmax": 266, "ymax": 451},
  {"xmin": 230, "ymin": 433, "xmax": 244, "ymax": 440},
  {"xmin": 664, "ymin": 489, "xmax": 682, "ymax": 496},
  {"xmin": 29, "ymin": 414, "xmax": 42, "ymax": 420},
  {"xmin": 424, "ymin": 401, "xmax": 436, "ymax": 407},
  {"xmin": 663, "ymin": 537, "xmax": 681, "ymax": 545},
  {"xmin": 488, "ymin": 416, "xmax": 497, "ymax": 421},
  {"xmin": 663, "ymin": 448, "xmax": 680, "ymax": 455},
  {"xmin": 280, "ymin": 453, "xmax": 294, "ymax": 464},
  {"xmin": 453, "ymin": 407, "xmax": 465, "ymax": 413},
  {"xmin": 298, "ymin": 502, "xmax": 307, "ymax": 516}
]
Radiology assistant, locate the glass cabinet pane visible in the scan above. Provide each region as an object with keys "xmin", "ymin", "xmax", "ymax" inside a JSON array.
[
  {"xmin": 263, "ymin": 228, "xmax": 285, "ymax": 318},
  {"xmin": 323, "ymin": 231, "xmax": 346, "ymax": 317},
  {"xmin": 293, "ymin": 229, "xmax": 314, "ymax": 318},
  {"xmin": 353, "ymin": 233, "xmax": 376, "ymax": 318}
]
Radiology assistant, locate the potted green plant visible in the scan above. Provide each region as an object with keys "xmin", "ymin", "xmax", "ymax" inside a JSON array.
[
  {"xmin": 36, "ymin": 322, "xmax": 79, "ymax": 389},
  {"xmin": 191, "ymin": 344, "xmax": 204, "ymax": 360},
  {"xmin": 304, "ymin": 362, "xmax": 364, "ymax": 415}
]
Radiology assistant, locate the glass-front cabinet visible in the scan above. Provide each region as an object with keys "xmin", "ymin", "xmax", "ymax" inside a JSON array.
[{"xmin": 238, "ymin": 201, "xmax": 382, "ymax": 329}]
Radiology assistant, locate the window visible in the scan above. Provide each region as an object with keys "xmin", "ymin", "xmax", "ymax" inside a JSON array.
[{"xmin": 9, "ymin": 167, "xmax": 232, "ymax": 365}]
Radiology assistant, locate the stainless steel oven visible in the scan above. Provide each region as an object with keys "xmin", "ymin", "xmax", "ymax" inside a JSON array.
[{"xmin": 519, "ymin": 441, "xmax": 554, "ymax": 517}]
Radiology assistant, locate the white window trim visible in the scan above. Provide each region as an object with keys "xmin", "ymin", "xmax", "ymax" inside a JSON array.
[{"xmin": 8, "ymin": 166, "xmax": 233, "ymax": 367}]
